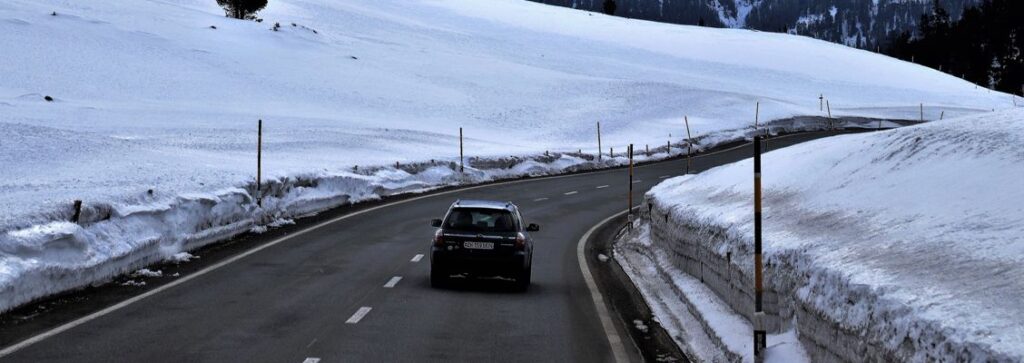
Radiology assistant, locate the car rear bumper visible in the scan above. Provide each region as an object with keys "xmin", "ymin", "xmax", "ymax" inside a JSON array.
[{"xmin": 431, "ymin": 248, "xmax": 529, "ymax": 276}]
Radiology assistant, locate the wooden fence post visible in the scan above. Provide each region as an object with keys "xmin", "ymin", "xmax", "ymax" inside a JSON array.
[
  {"xmin": 597, "ymin": 122, "xmax": 602, "ymax": 162},
  {"xmin": 826, "ymin": 100, "xmax": 833, "ymax": 130},
  {"xmin": 684, "ymin": 116, "xmax": 693, "ymax": 174},
  {"xmin": 257, "ymin": 119, "xmax": 262, "ymax": 207},
  {"xmin": 71, "ymin": 200, "xmax": 82, "ymax": 223},
  {"xmin": 755, "ymin": 101, "xmax": 760, "ymax": 129},
  {"xmin": 628, "ymin": 144, "xmax": 634, "ymax": 226},
  {"xmin": 459, "ymin": 127, "xmax": 464, "ymax": 173}
]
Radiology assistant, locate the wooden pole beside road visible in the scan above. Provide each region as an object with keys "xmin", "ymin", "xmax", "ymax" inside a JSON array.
[
  {"xmin": 71, "ymin": 200, "xmax": 82, "ymax": 223},
  {"xmin": 684, "ymin": 116, "xmax": 693, "ymax": 174},
  {"xmin": 257, "ymin": 119, "xmax": 262, "ymax": 207},
  {"xmin": 459, "ymin": 127, "xmax": 464, "ymax": 173},
  {"xmin": 826, "ymin": 100, "xmax": 833, "ymax": 130},
  {"xmin": 597, "ymin": 122, "xmax": 602, "ymax": 162},
  {"xmin": 754, "ymin": 101, "xmax": 759, "ymax": 129},
  {"xmin": 628, "ymin": 144, "xmax": 634, "ymax": 228}
]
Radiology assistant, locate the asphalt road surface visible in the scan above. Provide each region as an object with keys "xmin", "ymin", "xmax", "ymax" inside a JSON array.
[{"xmin": 0, "ymin": 131, "xmax": 849, "ymax": 363}]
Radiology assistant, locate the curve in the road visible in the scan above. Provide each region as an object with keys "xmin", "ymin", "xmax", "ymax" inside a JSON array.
[{"xmin": 0, "ymin": 130, "xmax": 857, "ymax": 362}]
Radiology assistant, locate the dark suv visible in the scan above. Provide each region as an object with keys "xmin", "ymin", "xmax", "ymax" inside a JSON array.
[{"xmin": 430, "ymin": 200, "xmax": 539, "ymax": 291}]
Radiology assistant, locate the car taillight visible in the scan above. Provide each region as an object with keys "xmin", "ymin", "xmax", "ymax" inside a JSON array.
[
  {"xmin": 434, "ymin": 230, "xmax": 445, "ymax": 247},
  {"xmin": 515, "ymin": 232, "xmax": 526, "ymax": 250}
]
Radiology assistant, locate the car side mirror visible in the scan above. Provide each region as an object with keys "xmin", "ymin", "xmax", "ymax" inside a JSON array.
[
  {"xmin": 431, "ymin": 219, "xmax": 443, "ymax": 228},
  {"xmin": 527, "ymin": 223, "xmax": 540, "ymax": 232}
]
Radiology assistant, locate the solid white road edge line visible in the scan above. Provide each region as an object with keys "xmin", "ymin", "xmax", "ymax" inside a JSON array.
[
  {"xmin": 345, "ymin": 307, "xmax": 372, "ymax": 324},
  {"xmin": 410, "ymin": 254, "xmax": 424, "ymax": 262},
  {"xmin": 577, "ymin": 209, "xmax": 632, "ymax": 363},
  {"xmin": 383, "ymin": 276, "xmax": 402, "ymax": 288},
  {"xmin": 0, "ymin": 132, "xmax": 814, "ymax": 357}
]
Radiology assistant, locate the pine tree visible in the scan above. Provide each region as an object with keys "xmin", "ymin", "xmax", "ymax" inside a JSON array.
[
  {"xmin": 217, "ymin": 0, "xmax": 268, "ymax": 20},
  {"xmin": 603, "ymin": 0, "xmax": 617, "ymax": 16}
]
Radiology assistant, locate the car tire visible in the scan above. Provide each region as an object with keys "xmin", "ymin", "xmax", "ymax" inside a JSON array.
[
  {"xmin": 514, "ymin": 266, "xmax": 531, "ymax": 292},
  {"xmin": 430, "ymin": 266, "xmax": 448, "ymax": 288}
]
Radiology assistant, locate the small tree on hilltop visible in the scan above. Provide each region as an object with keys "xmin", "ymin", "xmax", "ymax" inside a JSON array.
[
  {"xmin": 603, "ymin": 0, "xmax": 617, "ymax": 16},
  {"xmin": 217, "ymin": 0, "xmax": 268, "ymax": 20}
]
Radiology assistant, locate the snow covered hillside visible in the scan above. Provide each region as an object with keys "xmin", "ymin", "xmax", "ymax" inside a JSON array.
[
  {"xmin": 0, "ymin": 0, "xmax": 1014, "ymax": 311},
  {"xmin": 639, "ymin": 108, "xmax": 1024, "ymax": 361}
]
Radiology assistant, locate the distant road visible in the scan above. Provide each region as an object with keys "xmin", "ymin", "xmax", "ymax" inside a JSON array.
[{"xmin": 0, "ymin": 131, "xmax": 849, "ymax": 362}]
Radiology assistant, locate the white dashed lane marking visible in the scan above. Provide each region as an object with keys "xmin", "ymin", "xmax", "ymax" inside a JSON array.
[
  {"xmin": 564, "ymin": 191, "xmax": 578, "ymax": 196},
  {"xmin": 596, "ymin": 185, "xmax": 609, "ymax": 189},
  {"xmin": 533, "ymin": 197, "xmax": 549, "ymax": 202},
  {"xmin": 303, "ymin": 358, "xmax": 321, "ymax": 363},
  {"xmin": 383, "ymin": 276, "xmax": 402, "ymax": 288},
  {"xmin": 345, "ymin": 307, "xmax": 372, "ymax": 324},
  {"xmin": 410, "ymin": 254, "xmax": 424, "ymax": 262},
  {"xmin": 632, "ymin": 180, "xmax": 642, "ymax": 184},
  {"xmin": 659, "ymin": 175, "xmax": 671, "ymax": 179}
]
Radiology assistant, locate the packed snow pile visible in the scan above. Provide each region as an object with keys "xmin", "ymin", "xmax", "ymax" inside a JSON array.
[
  {"xmin": 0, "ymin": 0, "xmax": 1014, "ymax": 311},
  {"xmin": 616, "ymin": 220, "xmax": 809, "ymax": 363},
  {"xmin": 636, "ymin": 108, "xmax": 1024, "ymax": 362}
]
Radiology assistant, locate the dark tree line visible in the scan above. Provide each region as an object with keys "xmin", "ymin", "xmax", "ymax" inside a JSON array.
[{"xmin": 886, "ymin": 0, "xmax": 1023, "ymax": 94}]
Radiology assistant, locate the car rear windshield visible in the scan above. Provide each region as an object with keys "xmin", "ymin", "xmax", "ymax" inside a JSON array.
[{"xmin": 444, "ymin": 208, "xmax": 517, "ymax": 232}]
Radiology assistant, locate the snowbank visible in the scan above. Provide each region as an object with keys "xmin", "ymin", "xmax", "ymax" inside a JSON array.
[
  {"xmin": 616, "ymin": 220, "xmax": 808, "ymax": 363},
  {"xmin": 635, "ymin": 109, "xmax": 1024, "ymax": 362},
  {"xmin": 0, "ymin": 0, "xmax": 1016, "ymax": 311}
]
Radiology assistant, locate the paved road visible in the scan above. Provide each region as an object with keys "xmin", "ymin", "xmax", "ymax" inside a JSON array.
[{"xmin": 0, "ymin": 131, "xmax": 846, "ymax": 363}]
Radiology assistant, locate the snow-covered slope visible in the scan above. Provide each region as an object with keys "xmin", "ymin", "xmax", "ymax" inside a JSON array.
[
  {"xmin": 642, "ymin": 108, "xmax": 1024, "ymax": 361},
  {"xmin": 0, "ymin": 0, "xmax": 1014, "ymax": 311}
]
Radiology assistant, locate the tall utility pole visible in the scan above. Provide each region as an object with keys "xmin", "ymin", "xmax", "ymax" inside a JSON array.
[
  {"xmin": 597, "ymin": 122, "xmax": 603, "ymax": 161},
  {"xmin": 257, "ymin": 119, "xmax": 263, "ymax": 207},
  {"xmin": 753, "ymin": 136, "xmax": 766, "ymax": 362}
]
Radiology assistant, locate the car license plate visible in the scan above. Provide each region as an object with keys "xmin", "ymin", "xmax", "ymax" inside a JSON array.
[{"xmin": 463, "ymin": 241, "xmax": 494, "ymax": 250}]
